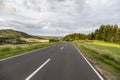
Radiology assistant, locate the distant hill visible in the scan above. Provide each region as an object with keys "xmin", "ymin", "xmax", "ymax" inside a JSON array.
[
  {"xmin": 0, "ymin": 29, "xmax": 37, "ymax": 44},
  {"xmin": 39, "ymin": 36, "xmax": 63, "ymax": 39},
  {"xmin": 0, "ymin": 29, "xmax": 32, "ymax": 38},
  {"xmin": 0, "ymin": 29, "xmax": 60, "ymax": 44}
]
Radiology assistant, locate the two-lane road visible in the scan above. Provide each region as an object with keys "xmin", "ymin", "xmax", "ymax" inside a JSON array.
[{"xmin": 0, "ymin": 42, "xmax": 104, "ymax": 80}]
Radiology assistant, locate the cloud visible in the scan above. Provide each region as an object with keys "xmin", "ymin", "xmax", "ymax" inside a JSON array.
[{"xmin": 0, "ymin": 0, "xmax": 120, "ymax": 36}]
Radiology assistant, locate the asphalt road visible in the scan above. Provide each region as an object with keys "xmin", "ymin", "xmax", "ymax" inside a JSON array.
[{"xmin": 0, "ymin": 42, "xmax": 104, "ymax": 80}]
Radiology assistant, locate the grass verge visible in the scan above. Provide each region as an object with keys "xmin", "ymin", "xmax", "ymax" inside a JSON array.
[
  {"xmin": 74, "ymin": 40, "xmax": 120, "ymax": 80},
  {"xmin": 0, "ymin": 42, "xmax": 60, "ymax": 59}
]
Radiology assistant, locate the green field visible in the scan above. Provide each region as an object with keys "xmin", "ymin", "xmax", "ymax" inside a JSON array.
[
  {"xmin": 74, "ymin": 40, "xmax": 120, "ymax": 80},
  {"xmin": 0, "ymin": 42, "xmax": 59, "ymax": 59}
]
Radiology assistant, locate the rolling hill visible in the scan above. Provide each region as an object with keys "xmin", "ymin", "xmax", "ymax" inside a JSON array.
[
  {"xmin": 0, "ymin": 29, "xmax": 32, "ymax": 38},
  {"xmin": 0, "ymin": 29, "xmax": 46, "ymax": 44},
  {"xmin": 0, "ymin": 29, "xmax": 60, "ymax": 44}
]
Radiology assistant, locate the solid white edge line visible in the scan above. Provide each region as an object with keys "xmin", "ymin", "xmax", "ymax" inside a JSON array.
[
  {"xmin": 72, "ymin": 43, "xmax": 104, "ymax": 80},
  {"xmin": 25, "ymin": 58, "xmax": 51, "ymax": 80},
  {"xmin": 0, "ymin": 43, "xmax": 58, "ymax": 62}
]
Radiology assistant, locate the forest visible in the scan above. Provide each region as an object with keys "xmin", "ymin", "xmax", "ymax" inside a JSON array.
[{"xmin": 63, "ymin": 24, "xmax": 120, "ymax": 43}]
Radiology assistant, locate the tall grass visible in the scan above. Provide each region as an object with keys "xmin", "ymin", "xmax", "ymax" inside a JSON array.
[
  {"xmin": 74, "ymin": 40, "xmax": 120, "ymax": 80},
  {"xmin": 0, "ymin": 43, "xmax": 58, "ymax": 59}
]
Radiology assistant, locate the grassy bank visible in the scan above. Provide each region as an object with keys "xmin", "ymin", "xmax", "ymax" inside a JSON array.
[
  {"xmin": 74, "ymin": 40, "xmax": 120, "ymax": 80},
  {"xmin": 0, "ymin": 42, "xmax": 60, "ymax": 59}
]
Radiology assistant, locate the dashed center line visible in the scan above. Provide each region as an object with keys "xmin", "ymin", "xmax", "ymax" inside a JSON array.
[
  {"xmin": 25, "ymin": 58, "xmax": 51, "ymax": 80},
  {"xmin": 61, "ymin": 47, "xmax": 64, "ymax": 50}
]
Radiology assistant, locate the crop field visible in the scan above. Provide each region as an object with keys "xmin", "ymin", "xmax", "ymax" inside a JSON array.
[
  {"xmin": 74, "ymin": 40, "xmax": 120, "ymax": 80},
  {"xmin": 21, "ymin": 38, "xmax": 49, "ymax": 43}
]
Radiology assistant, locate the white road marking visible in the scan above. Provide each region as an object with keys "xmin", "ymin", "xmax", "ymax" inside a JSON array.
[
  {"xmin": 25, "ymin": 58, "xmax": 51, "ymax": 80},
  {"xmin": 61, "ymin": 47, "xmax": 64, "ymax": 50},
  {"xmin": 0, "ymin": 44, "xmax": 56, "ymax": 62},
  {"xmin": 73, "ymin": 43, "xmax": 104, "ymax": 80}
]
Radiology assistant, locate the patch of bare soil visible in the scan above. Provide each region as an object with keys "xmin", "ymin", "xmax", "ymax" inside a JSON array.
[{"xmin": 89, "ymin": 60, "xmax": 116, "ymax": 80}]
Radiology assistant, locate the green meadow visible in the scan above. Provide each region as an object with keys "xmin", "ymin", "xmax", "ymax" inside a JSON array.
[
  {"xmin": 0, "ymin": 42, "xmax": 58, "ymax": 59},
  {"xmin": 74, "ymin": 40, "xmax": 120, "ymax": 80}
]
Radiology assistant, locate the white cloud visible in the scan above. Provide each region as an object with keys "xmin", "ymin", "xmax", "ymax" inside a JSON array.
[{"xmin": 0, "ymin": 0, "xmax": 120, "ymax": 36}]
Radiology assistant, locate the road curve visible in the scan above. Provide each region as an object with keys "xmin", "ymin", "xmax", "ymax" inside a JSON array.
[{"xmin": 0, "ymin": 42, "xmax": 104, "ymax": 80}]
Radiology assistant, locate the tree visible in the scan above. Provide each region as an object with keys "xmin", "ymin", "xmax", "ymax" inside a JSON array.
[
  {"xmin": 89, "ymin": 24, "xmax": 120, "ymax": 42},
  {"xmin": 63, "ymin": 33, "xmax": 88, "ymax": 41},
  {"xmin": 113, "ymin": 24, "xmax": 119, "ymax": 42}
]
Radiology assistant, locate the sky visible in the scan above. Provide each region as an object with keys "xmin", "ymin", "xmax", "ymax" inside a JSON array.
[{"xmin": 0, "ymin": 0, "xmax": 120, "ymax": 36}]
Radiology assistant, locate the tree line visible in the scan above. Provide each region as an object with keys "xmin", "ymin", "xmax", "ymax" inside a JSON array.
[
  {"xmin": 63, "ymin": 24, "xmax": 120, "ymax": 43},
  {"xmin": 63, "ymin": 33, "xmax": 88, "ymax": 41}
]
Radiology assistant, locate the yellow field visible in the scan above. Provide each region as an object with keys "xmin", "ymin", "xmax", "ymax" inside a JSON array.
[
  {"xmin": 87, "ymin": 40, "xmax": 120, "ymax": 48},
  {"xmin": 75, "ymin": 40, "xmax": 120, "ymax": 48},
  {"xmin": 21, "ymin": 38, "xmax": 49, "ymax": 43}
]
